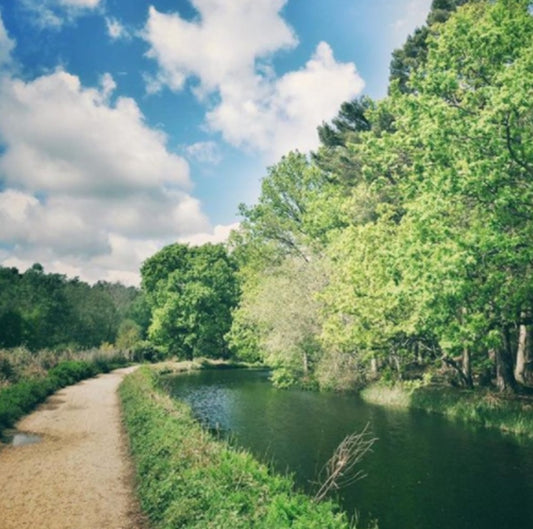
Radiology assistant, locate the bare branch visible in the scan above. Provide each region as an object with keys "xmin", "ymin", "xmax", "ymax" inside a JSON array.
[{"xmin": 314, "ymin": 423, "xmax": 378, "ymax": 503}]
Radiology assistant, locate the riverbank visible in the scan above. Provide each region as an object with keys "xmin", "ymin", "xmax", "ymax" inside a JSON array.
[
  {"xmin": 0, "ymin": 367, "xmax": 143, "ymax": 529},
  {"xmin": 119, "ymin": 366, "xmax": 353, "ymax": 529},
  {"xmin": 360, "ymin": 383, "xmax": 533, "ymax": 438}
]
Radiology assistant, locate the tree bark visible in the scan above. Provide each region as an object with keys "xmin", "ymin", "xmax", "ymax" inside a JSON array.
[
  {"xmin": 370, "ymin": 356, "xmax": 378, "ymax": 376},
  {"xmin": 462, "ymin": 347, "xmax": 473, "ymax": 388},
  {"xmin": 515, "ymin": 322, "xmax": 528, "ymax": 384},
  {"xmin": 302, "ymin": 351, "xmax": 309, "ymax": 376},
  {"xmin": 514, "ymin": 314, "xmax": 532, "ymax": 385},
  {"xmin": 496, "ymin": 327, "xmax": 517, "ymax": 393}
]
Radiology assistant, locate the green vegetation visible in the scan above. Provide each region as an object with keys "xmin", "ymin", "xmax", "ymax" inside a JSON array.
[
  {"xmin": 141, "ymin": 243, "xmax": 239, "ymax": 360},
  {"xmin": 0, "ymin": 263, "xmax": 149, "ymax": 351},
  {"xmin": 0, "ymin": 349, "xmax": 129, "ymax": 433},
  {"xmin": 0, "ymin": 261, "xmax": 151, "ymax": 433},
  {"xmin": 361, "ymin": 383, "xmax": 533, "ymax": 437},
  {"xmin": 225, "ymin": 0, "xmax": 533, "ymax": 396},
  {"xmin": 119, "ymin": 367, "xmax": 354, "ymax": 529}
]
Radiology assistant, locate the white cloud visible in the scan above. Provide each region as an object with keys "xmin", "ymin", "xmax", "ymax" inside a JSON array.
[
  {"xmin": 143, "ymin": 1, "xmax": 364, "ymax": 160},
  {"xmin": 0, "ymin": 71, "xmax": 190, "ymax": 197},
  {"xmin": 105, "ymin": 17, "xmax": 130, "ymax": 40},
  {"xmin": 0, "ymin": 70, "xmax": 212, "ymax": 285},
  {"xmin": 186, "ymin": 141, "xmax": 222, "ymax": 165},
  {"xmin": 207, "ymin": 42, "xmax": 364, "ymax": 160},
  {"xmin": 59, "ymin": 0, "xmax": 100, "ymax": 7},
  {"xmin": 100, "ymin": 72, "xmax": 116, "ymax": 99},
  {"xmin": 179, "ymin": 222, "xmax": 240, "ymax": 246},
  {"xmin": 0, "ymin": 13, "xmax": 15, "ymax": 68},
  {"xmin": 20, "ymin": 0, "xmax": 103, "ymax": 28},
  {"xmin": 144, "ymin": 1, "xmax": 297, "ymax": 94}
]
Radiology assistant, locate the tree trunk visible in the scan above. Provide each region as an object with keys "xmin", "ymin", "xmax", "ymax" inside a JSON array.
[
  {"xmin": 415, "ymin": 342, "xmax": 423, "ymax": 364},
  {"xmin": 370, "ymin": 356, "xmax": 378, "ymax": 376},
  {"xmin": 462, "ymin": 347, "xmax": 473, "ymax": 388},
  {"xmin": 496, "ymin": 328, "xmax": 517, "ymax": 393},
  {"xmin": 514, "ymin": 314, "xmax": 532, "ymax": 385},
  {"xmin": 302, "ymin": 351, "xmax": 309, "ymax": 376},
  {"xmin": 515, "ymin": 323, "xmax": 528, "ymax": 384},
  {"xmin": 391, "ymin": 353, "xmax": 402, "ymax": 380}
]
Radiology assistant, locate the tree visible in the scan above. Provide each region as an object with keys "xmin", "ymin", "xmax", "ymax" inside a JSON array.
[
  {"xmin": 141, "ymin": 243, "xmax": 239, "ymax": 359},
  {"xmin": 315, "ymin": 0, "xmax": 533, "ymax": 391},
  {"xmin": 388, "ymin": 0, "xmax": 472, "ymax": 93},
  {"xmin": 232, "ymin": 257, "xmax": 327, "ymax": 387}
]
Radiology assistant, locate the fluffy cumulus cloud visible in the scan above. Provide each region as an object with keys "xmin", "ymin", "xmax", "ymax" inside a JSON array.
[
  {"xmin": 0, "ymin": 68, "xmax": 221, "ymax": 284},
  {"xmin": 20, "ymin": 0, "xmax": 103, "ymax": 28},
  {"xmin": 179, "ymin": 222, "xmax": 240, "ymax": 246},
  {"xmin": 207, "ymin": 42, "xmax": 363, "ymax": 160},
  {"xmin": 144, "ymin": 0, "xmax": 364, "ymax": 160},
  {"xmin": 144, "ymin": 0, "xmax": 297, "ymax": 94}
]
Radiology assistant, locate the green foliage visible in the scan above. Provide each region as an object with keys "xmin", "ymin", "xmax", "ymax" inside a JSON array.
[
  {"xmin": 237, "ymin": 151, "xmax": 329, "ymax": 256},
  {"xmin": 115, "ymin": 319, "xmax": 143, "ymax": 350},
  {"xmin": 130, "ymin": 340, "xmax": 166, "ymax": 363},
  {"xmin": 388, "ymin": 0, "xmax": 472, "ymax": 93},
  {"xmin": 141, "ymin": 243, "xmax": 239, "ymax": 360},
  {"xmin": 230, "ymin": 0, "xmax": 533, "ymax": 393},
  {"xmin": 119, "ymin": 367, "xmax": 352, "ymax": 529},
  {"xmin": 0, "ymin": 264, "xmax": 147, "ymax": 352}
]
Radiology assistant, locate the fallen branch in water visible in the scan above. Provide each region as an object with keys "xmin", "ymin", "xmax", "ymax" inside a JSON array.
[{"xmin": 314, "ymin": 422, "xmax": 377, "ymax": 503}]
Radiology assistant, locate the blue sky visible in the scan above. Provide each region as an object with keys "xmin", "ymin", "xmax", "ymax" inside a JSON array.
[{"xmin": 0, "ymin": 0, "xmax": 431, "ymax": 285}]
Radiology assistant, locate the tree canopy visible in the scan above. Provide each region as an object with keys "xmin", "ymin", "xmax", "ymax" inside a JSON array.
[
  {"xmin": 141, "ymin": 243, "xmax": 239, "ymax": 359},
  {"xmin": 0, "ymin": 264, "xmax": 147, "ymax": 351}
]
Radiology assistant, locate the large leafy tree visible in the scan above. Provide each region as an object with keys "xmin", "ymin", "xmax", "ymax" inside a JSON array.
[
  {"xmin": 141, "ymin": 243, "xmax": 239, "ymax": 359},
  {"xmin": 230, "ymin": 0, "xmax": 533, "ymax": 392}
]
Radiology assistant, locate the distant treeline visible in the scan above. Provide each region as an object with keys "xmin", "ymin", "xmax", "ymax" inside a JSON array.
[{"xmin": 0, "ymin": 263, "xmax": 150, "ymax": 351}]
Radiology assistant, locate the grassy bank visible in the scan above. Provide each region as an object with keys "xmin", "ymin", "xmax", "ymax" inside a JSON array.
[
  {"xmin": 119, "ymin": 367, "xmax": 353, "ymax": 529},
  {"xmin": 0, "ymin": 352, "xmax": 129, "ymax": 434},
  {"xmin": 361, "ymin": 383, "xmax": 533, "ymax": 438}
]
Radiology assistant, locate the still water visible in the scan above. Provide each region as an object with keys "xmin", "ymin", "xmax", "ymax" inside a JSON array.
[{"xmin": 164, "ymin": 369, "xmax": 533, "ymax": 529}]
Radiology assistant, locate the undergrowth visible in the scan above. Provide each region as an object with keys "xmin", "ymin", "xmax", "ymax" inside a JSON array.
[{"xmin": 119, "ymin": 367, "xmax": 354, "ymax": 529}]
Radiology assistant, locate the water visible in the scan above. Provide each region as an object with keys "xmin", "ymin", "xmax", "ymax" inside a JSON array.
[
  {"xmin": 1, "ymin": 430, "xmax": 42, "ymax": 446},
  {"xmin": 164, "ymin": 369, "xmax": 533, "ymax": 529}
]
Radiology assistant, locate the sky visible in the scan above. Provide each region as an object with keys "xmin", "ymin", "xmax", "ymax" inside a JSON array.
[{"xmin": 0, "ymin": 0, "xmax": 432, "ymax": 285}]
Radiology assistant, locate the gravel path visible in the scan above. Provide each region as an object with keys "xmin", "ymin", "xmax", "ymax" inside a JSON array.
[{"xmin": 0, "ymin": 367, "xmax": 144, "ymax": 529}]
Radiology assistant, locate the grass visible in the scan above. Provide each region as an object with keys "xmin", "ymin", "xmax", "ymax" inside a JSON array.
[
  {"xmin": 361, "ymin": 382, "xmax": 533, "ymax": 438},
  {"xmin": 0, "ymin": 352, "xmax": 129, "ymax": 434},
  {"xmin": 119, "ymin": 366, "xmax": 354, "ymax": 529}
]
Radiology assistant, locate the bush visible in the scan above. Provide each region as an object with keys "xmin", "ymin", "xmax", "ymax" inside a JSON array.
[{"xmin": 131, "ymin": 341, "xmax": 166, "ymax": 363}]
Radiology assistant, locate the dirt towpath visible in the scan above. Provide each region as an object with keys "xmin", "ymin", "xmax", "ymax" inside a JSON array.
[{"xmin": 0, "ymin": 367, "xmax": 143, "ymax": 529}]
